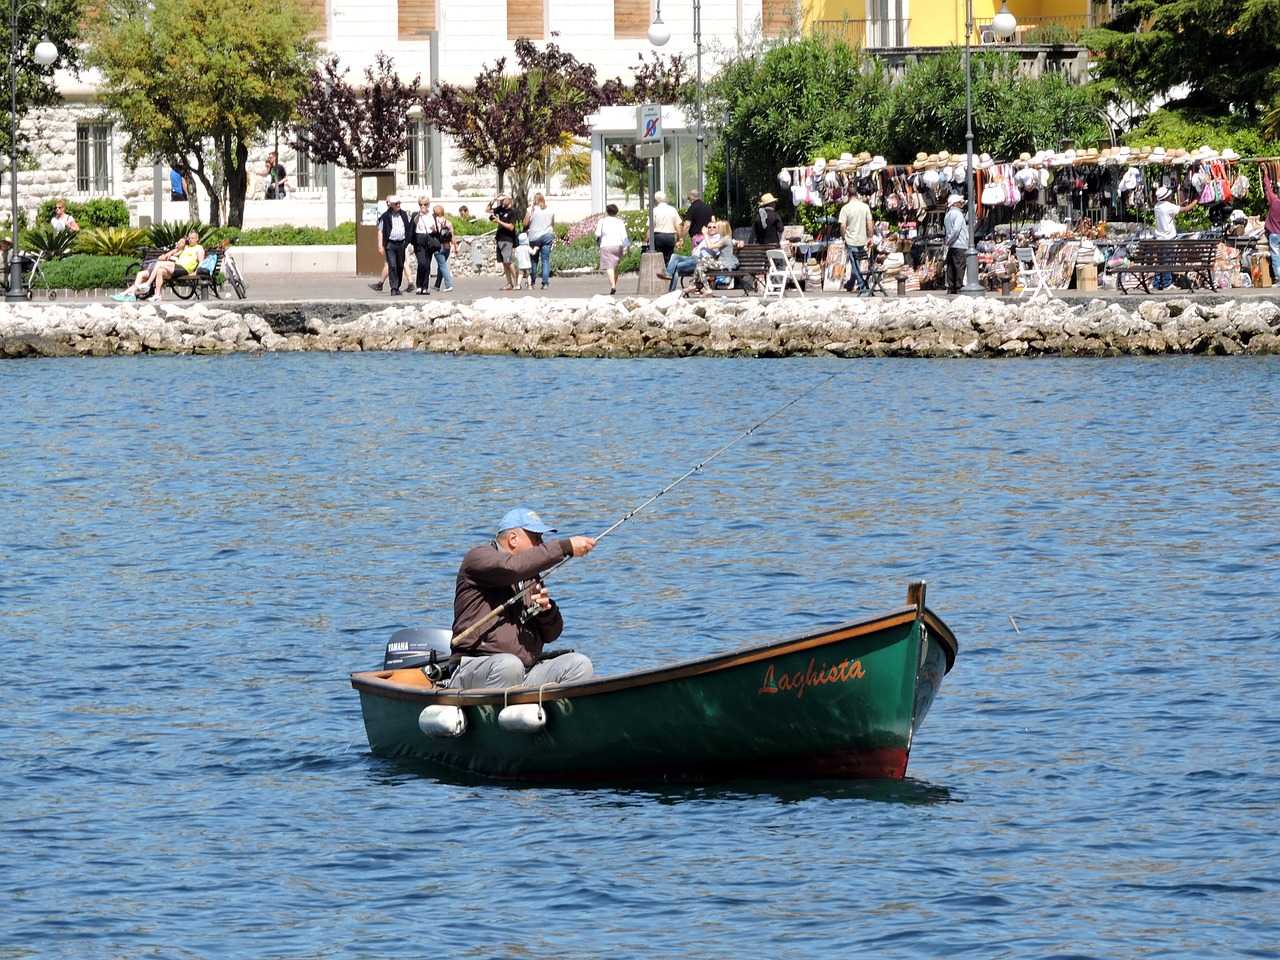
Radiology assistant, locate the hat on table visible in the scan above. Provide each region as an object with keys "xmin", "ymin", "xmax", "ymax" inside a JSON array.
[{"xmin": 498, "ymin": 507, "xmax": 558, "ymax": 535}]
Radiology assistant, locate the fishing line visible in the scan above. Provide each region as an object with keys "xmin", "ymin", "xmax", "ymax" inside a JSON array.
[
  {"xmin": 452, "ymin": 366, "xmax": 851, "ymax": 644},
  {"xmin": 591, "ymin": 365, "xmax": 850, "ymax": 543}
]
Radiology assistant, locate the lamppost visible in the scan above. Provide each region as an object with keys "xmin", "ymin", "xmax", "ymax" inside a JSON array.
[
  {"xmin": 7, "ymin": 0, "xmax": 57, "ymax": 302},
  {"xmin": 647, "ymin": 0, "xmax": 703, "ymax": 193},
  {"xmin": 962, "ymin": 0, "xmax": 1016, "ymax": 295}
]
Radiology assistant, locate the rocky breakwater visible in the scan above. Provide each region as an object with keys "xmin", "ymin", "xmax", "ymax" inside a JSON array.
[{"xmin": 3, "ymin": 292, "xmax": 1280, "ymax": 359}]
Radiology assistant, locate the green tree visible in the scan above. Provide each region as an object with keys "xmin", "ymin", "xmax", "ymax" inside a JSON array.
[
  {"xmin": 881, "ymin": 49, "xmax": 1108, "ymax": 161},
  {"xmin": 1084, "ymin": 0, "xmax": 1280, "ymax": 119},
  {"xmin": 705, "ymin": 35, "xmax": 890, "ymax": 214},
  {"xmin": 0, "ymin": 0, "xmax": 83, "ymax": 164},
  {"xmin": 83, "ymin": 0, "xmax": 319, "ymax": 227}
]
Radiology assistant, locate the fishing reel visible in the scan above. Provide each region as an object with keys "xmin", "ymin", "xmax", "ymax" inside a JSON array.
[{"xmin": 518, "ymin": 576, "xmax": 548, "ymax": 624}]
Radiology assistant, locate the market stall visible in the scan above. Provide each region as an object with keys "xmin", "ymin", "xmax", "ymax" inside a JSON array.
[{"xmin": 775, "ymin": 146, "xmax": 1275, "ymax": 292}]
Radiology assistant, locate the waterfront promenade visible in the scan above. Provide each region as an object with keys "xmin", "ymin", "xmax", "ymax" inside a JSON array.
[
  {"xmin": 31, "ymin": 267, "xmax": 1280, "ymax": 309},
  {"xmin": 4, "ymin": 267, "xmax": 1280, "ymax": 358}
]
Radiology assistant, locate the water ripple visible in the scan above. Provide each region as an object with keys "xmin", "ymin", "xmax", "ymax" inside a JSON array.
[{"xmin": 2, "ymin": 353, "xmax": 1277, "ymax": 959}]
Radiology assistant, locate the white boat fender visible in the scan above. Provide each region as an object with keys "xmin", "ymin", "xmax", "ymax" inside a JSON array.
[
  {"xmin": 498, "ymin": 703, "xmax": 546, "ymax": 733},
  {"xmin": 418, "ymin": 704, "xmax": 466, "ymax": 738}
]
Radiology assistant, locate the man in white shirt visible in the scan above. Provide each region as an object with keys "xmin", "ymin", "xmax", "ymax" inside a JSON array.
[
  {"xmin": 942, "ymin": 194, "xmax": 969, "ymax": 294},
  {"xmin": 1152, "ymin": 185, "xmax": 1196, "ymax": 290},
  {"xmin": 838, "ymin": 192, "xmax": 873, "ymax": 292},
  {"xmin": 376, "ymin": 196, "xmax": 413, "ymax": 296},
  {"xmin": 650, "ymin": 191, "xmax": 681, "ymax": 268}
]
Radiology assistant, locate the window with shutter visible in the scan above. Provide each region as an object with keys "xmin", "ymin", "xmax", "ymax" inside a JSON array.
[
  {"xmin": 399, "ymin": 0, "xmax": 436, "ymax": 40},
  {"xmin": 508, "ymin": 0, "xmax": 545, "ymax": 40},
  {"xmin": 614, "ymin": 0, "xmax": 649, "ymax": 39}
]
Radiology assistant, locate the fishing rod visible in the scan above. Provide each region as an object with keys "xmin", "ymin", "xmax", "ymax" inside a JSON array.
[{"xmin": 450, "ymin": 367, "xmax": 850, "ymax": 646}]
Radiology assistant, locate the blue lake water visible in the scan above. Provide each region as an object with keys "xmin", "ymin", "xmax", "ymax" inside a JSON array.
[{"xmin": 3, "ymin": 352, "xmax": 1278, "ymax": 958}]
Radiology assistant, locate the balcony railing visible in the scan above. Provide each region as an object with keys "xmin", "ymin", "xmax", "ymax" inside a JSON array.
[
  {"xmin": 810, "ymin": 18, "xmax": 910, "ymax": 49},
  {"xmin": 975, "ymin": 15, "xmax": 1092, "ymax": 44},
  {"xmin": 810, "ymin": 15, "xmax": 1093, "ymax": 49}
]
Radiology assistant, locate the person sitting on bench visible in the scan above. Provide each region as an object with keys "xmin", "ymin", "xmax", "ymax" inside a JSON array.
[
  {"xmin": 111, "ymin": 231, "xmax": 204, "ymax": 302},
  {"xmin": 659, "ymin": 220, "xmax": 739, "ymax": 294}
]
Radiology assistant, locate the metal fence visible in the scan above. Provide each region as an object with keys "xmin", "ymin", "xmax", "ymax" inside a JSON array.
[
  {"xmin": 810, "ymin": 18, "xmax": 910, "ymax": 49},
  {"xmin": 811, "ymin": 14, "xmax": 1093, "ymax": 49},
  {"xmin": 976, "ymin": 15, "xmax": 1093, "ymax": 44}
]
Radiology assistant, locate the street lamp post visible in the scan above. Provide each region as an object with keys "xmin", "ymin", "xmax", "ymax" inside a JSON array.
[
  {"xmin": 962, "ymin": 0, "xmax": 1016, "ymax": 295},
  {"xmin": 647, "ymin": 0, "xmax": 703, "ymax": 193},
  {"xmin": 7, "ymin": 0, "xmax": 57, "ymax": 302}
]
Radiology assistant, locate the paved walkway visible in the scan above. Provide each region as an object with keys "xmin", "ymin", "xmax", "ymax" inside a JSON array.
[{"xmin": 38, "ymin": 269, "xmax": 1280, "ymax": 306}]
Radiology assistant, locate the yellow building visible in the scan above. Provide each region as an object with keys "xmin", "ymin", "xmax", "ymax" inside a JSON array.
[{"xmin": 802, "ymin": 0, "xmax": 1100, "ymax": 47}]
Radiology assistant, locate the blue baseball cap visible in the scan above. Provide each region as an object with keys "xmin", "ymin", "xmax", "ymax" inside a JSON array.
[{"xmin": 498, "ymin": 507, "xmax": 558, "ymax": 536}]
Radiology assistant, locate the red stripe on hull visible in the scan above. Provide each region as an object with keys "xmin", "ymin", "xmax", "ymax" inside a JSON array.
[{"xmin": 390, "ymin": 746, "xmax": 912, "ymax": 784}]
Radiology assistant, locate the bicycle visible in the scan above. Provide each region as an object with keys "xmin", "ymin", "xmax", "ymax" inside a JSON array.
[{"xmin": 219, "ymin": 239, "xmax": 247, "ymax": 299}]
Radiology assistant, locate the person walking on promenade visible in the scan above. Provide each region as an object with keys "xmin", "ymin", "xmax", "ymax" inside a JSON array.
[
  {"xmin": 430, "ymin": 204, "xmax": 455, "ymax": 293},
  {"xmin": 679, "ymin": 189, "xmax": 715, "ymax": 250},
  {"xmin": 838, "ymin": 190, "xmax": 873, "ymax": 292},
  {"xmin": 1262, "ymin": 168, "xmax": 1280, "ymax": 285},
  {"xmin": 753, "ymin": 193, "xmax": 784, "ymax": 246},
  {"xmin": 410, "ymin": 196, "xmax": 441, "ymax": 295},
  {"xmin": 377, "ymin": 196, "xmax": 412, "ymax": 296},
  {"xmin": 523, "ymin": 192, "xmax": 556, "ymax": 290},
  {"xmin": 489, "ymin": 194, "xmax": 520, "ymax": 290},
  {"xmin": 595, "ymin": 203, "xmax": 630, "ymax": 296},
  {"xmin": 1152, "ymin": 186, "xmax": 1196, "ymax": 290},
  {"xmin": 651, "ymin": 191, "xmax": 681, "ymax": 268},
  {"xmin": 942, "ymin": 194, "xmax": 968, "ymax": 294}
]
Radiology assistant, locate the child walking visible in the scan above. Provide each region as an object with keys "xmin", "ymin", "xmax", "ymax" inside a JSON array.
[{"xmin": 515, "ymin": 233, "xmax": 533, "ymax": 289}]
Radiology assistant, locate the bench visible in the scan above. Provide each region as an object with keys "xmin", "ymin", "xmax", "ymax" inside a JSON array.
[
  {"xmin": 1116, "ymin": 239, "xmax": 1218, "ymax": 294},
  {"xmin": 695, "ymin": 244, "xmax": 773, "ymax": 295}
]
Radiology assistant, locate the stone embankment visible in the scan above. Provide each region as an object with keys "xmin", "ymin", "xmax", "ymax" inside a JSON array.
[{"xmin": 3, "ymin": 292, "xmax": 1280, "ymax": 359}]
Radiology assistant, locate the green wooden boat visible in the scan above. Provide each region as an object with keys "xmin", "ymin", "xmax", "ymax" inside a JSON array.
[{"xmin": 350, "ymin": 582, "xmax": 958, "ymax": 782}]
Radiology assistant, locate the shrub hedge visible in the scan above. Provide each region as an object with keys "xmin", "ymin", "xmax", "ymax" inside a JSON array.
[
  {"xmin": 35, "ymin": 197, "xmax": 131, "ymax": 229},
  {"xmin": 37, "ymin": 255, "xmax": 136, "ymax": 291}
]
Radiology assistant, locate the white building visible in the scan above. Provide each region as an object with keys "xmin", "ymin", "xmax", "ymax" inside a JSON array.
[{"xmin": 24, "ymin": 0, "xmax": 785, "ymax": 226}]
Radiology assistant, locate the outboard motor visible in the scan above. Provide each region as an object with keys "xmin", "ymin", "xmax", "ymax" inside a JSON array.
[{"xmin": 384, "ymin": 626, "xmax": 455, "ymax": 681}]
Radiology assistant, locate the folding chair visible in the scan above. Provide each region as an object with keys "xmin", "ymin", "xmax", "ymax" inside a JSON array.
[
  {"xmin": 763, "ymin": 248, "xmax": 804, "ymax": 300},
  {"xmin": 859, "ymin": 247, "xmax": 889, "ymax": 297},
  {"xmin": 1014, "ymin": 245, "xmax": 1052, "ymax": 299}
]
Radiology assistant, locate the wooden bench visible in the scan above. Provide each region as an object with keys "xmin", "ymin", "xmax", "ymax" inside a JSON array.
[
  {"xmin": 168, "ymin": 248, "xmax": 226, "ymax": 301},
  {"xmin": 695, "ymin": 244, "xmax": 773, "ymax": 295},
  {"xmin": 1117, "ymin": 239, "xmax": 1218, "ymax": 294}
]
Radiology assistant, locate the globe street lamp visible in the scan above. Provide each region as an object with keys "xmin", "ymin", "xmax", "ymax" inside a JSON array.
[
  {"xmin": 7, "ymin": 0, "xmax": 57, "ymax": 302},
  {"xmin": 648, "ymin": 0, "xmax": 703, "ymax": 193},
  {"xmin": 962, "ymin": 0, "xmax": 1016, "ymax": 295}
]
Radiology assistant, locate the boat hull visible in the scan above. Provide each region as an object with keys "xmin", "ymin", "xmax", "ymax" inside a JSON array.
[{"xmin": 351, "ymin": 596, "xmax": 956, "ymax": 783}]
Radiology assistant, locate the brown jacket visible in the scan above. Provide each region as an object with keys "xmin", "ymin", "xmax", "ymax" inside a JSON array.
[{"xmin": 451, "ymin": 538, "xmax": 573, "ymax": 666}]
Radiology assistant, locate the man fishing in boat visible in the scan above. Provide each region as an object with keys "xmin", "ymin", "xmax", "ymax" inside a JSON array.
[{"xmin": 448, "ymin": 507, "xmax": 597, "ymax": 689}]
